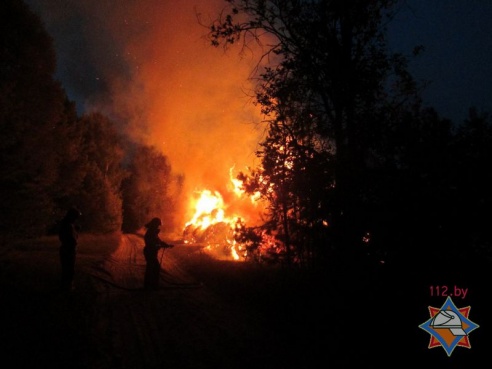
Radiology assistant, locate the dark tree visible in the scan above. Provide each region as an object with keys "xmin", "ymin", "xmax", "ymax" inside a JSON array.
[
  {"xmin": 208, "ymin": 0, "xmax": 422, "ymax": 267},
  {"xmin": 451, "ymin": 108, "xmax": 492, "ymax": 258},
  {"xmin": 121, "ymin": 143, "xmax": 180, "ymax": 234},
  {"xmin": 0, "ymin": 0, "xmax": 74, "ymax": 237},
  {"xmin": 73, "ymin": 113, "xmax": 127, "ymax": 233}
]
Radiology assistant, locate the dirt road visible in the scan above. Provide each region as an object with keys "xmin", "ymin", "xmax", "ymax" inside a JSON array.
[{"xmin": 82, "ymin": 233, "xmax": 291, "ymax": 369}]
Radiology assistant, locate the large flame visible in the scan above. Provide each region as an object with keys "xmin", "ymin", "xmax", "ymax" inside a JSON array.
[
  {"xmin": 185, "ymin": 189, "xmax": 230, "ymax": 231},
  {"xmin": 183, "ymin": 167, "xmax": 263, "ymax": 260}
]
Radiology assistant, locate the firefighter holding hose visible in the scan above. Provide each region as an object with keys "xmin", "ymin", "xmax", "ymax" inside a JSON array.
[{"xmin": 143, "ymin": 217, "xmax": 173, "ymax": 290}]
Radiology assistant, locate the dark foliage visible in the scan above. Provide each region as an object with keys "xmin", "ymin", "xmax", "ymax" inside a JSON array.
[
  {"xmin": 209, "ymin": 0, "xmax": 492, "ymax": 270},
  {"xmin": 0, "ymin": 0, "xmax": 71, "ymax": 236},
  {"xmin": 121, "ymin": 143, "xmax": 181, "ymax": 233}
]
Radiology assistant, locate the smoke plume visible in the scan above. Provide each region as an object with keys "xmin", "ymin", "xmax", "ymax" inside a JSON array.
[{"xmin": 27, "ymin": 0, "xmax": 266, "ymax": 228}]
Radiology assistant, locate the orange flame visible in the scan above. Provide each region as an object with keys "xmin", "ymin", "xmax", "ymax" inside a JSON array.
[
  {"xmin": 185, "ymin": 189, "xmax": 228, "ymax": 230},
  {"xmin": 183, "ymin": 168, "xmax": 263, "ymax": 260}
]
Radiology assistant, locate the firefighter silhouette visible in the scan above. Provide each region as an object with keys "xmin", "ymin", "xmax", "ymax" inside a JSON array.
[{"xmin": 143, "ymin": 217, "xmax": 173, "ymax": 289}]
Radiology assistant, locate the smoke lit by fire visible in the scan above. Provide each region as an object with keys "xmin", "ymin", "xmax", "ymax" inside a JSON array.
[{"xmin": 29, "ymin": 0, "xmax": 267, "ymax": 241}]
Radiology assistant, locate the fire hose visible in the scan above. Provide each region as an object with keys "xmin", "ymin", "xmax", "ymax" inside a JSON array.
[
  {"xmin": 87, "ymin": 242, "xmax": 203, "ymax": 290},
  {"xmin": 159, "ymin": 243, "xmax": 171, "ymax": 267}
]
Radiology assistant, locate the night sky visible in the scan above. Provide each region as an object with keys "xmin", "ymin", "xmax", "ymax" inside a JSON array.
[
  {"xmin": 26, "ymin": 0, "xmax": 492, "ymax": 125},
  {"xmin": 23, "ymin": 0, "xmax": 492, "ymax": 196},
  {"xmin": 388, "ymin": 0, "xmax": 492, "ymax": 123}
]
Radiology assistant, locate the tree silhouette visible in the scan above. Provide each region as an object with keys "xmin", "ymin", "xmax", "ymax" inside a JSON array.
[
  {"xmin": 68, "ymin": 113, "xmax": 127, "ymax": 233},
  {"xmin": 451, "ymin": 108, "xmax": 492, "ymax": 258},
  {"xmin": 0, "ymin": 0, "xmax": 74, "ymax": 236},
  {"xmin": 121, "ymin": 143, "xmax": 178, "ymax": 234},
  {"xmin": 208, "ymin": 0, "xmax": 422, "ymax": 267}
]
